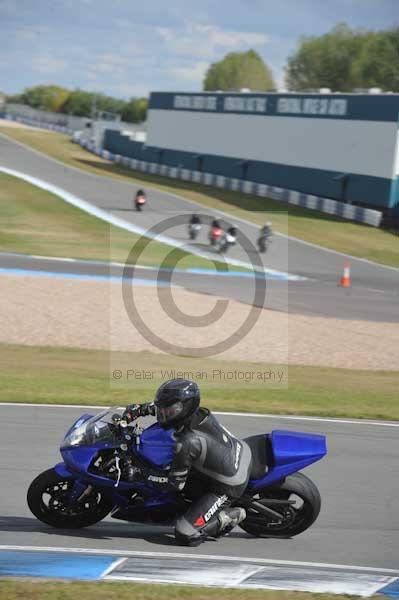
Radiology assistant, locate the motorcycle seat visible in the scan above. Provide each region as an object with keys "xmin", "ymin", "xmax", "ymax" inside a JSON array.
[{"xmin": 243, "ymin": 434, "xmax": 272, "ymax": 480}]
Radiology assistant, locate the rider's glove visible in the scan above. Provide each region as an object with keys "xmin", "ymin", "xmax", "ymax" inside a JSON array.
[
  {"xmin": 123, "ymin": 402, "xmax": 155, "ymax": 423},
  {"xmin": 122, "ymin": 404, "xmax": 143, "ymax": 423}
]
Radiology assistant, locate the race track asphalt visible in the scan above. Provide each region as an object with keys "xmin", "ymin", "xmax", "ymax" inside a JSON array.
[
  {"xmin": 0, "ymin": 133, "xmax": 398, "ymax": 322},
  {"xmin": 1, "ymin": 405, "xmax": 398, "ymax": 570}
]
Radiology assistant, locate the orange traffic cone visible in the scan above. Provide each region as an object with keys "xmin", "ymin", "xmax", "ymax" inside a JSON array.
[{"xmin": 339, "ymin": 262, "xmax": 351, "ymax": 288}]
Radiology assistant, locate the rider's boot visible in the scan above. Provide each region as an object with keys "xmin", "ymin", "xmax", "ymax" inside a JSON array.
[
  {"xmin": 216, "ymin": 507, "xmax": 246, "ymax": 536},
  {"xmin": 203, "ymin": 507, "xmax": 246, "ymax": 539}
]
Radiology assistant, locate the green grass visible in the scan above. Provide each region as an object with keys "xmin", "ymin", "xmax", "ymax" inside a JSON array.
[
  {"xmin": 0, "ymin": 580, "xmax": 362, "ymax": 600},
  {"xmin": 0, "ymin": 170, "xmax": 229, "ymax": 271},
  {"xmin": 1, "ymin": 126, "xmax": 398, "ymax": 267},
  {"xmin": 1, "ymin": 344, "xmax": 398, "ymax": 420}
]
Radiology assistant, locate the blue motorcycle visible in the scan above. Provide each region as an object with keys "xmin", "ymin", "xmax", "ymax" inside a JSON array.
[{"xmin": 27, "ymin": 408, "xmax": 327, "ymax": 538}]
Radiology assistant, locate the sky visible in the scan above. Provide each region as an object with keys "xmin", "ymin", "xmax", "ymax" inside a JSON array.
[{"xmin": 0, "ymin": 0, "xmax": 398, "ymax": 99}]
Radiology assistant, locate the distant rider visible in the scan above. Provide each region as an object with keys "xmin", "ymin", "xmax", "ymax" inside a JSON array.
[
  {"xmin": 211, "ymin": 218, "xmax": 221, "ymax": 229},
  {"xmin": 227, "ymin": 225, "xmax": 237, "ymax": 237},
  {"xmin": 134, "ymin": 189, "xmax": 147, "ymax": 207},
  {"xmin": 190, "ymin": 214, "xmax": 201, "ymax": 226},
  {"xmin": 209, "ymin": 219, "xmax": 223, "ymax": 245},
  {"xmin": 135, "ymin": 189, "xmax": 146, "ymax": 200},
  {"xmin": 123, "ymin": 379, "xmax": 252, "ymax": 547},
  {"xmin": 260, "ymin": 221, "xmax": 272, "ymax": 238}
]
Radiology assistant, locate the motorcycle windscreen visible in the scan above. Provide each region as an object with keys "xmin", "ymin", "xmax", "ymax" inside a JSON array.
[{"xmin": 138, "ymin": 423, "xmax": 175, "ymax": 467}]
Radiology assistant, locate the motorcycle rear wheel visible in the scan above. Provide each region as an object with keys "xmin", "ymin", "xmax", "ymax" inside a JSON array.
[
  {"xmin": 27, "ymin": 468, "xmax": 113, "ymax": 528},
  {"xmin": 241, "ymin": 472, "xmax": 321, "ymax": 538},
  {"xmin": 258, "ymin": 241, "xmax": 267, "ymax": 253}
]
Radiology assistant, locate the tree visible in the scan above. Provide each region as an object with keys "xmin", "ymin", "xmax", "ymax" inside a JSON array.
[
  {"xmin": 350, "ymin": 28, "xmax": 399, "ymax": 91},
  {"xmin": 286, "ymin": 24, "xmax": 364, "ymax": 91},
  {"xmin": 60, "ymin": 90, "xmax": 92, "ymax": 116},
  {"xmin": 62, "ymin": 90, "xmax": 128, "ymax": 117},
  {"xmin": 203, "ymin": 49, "xmax": 275, "ymax": 91},
  {"xmin": 6, "ymin": 92, "xmax": 24, "ymax": 103},
  {"xmin": 121, "ymin": 97, "xmax": 148, "ymax": 123},
  {"xmin": 9, "ymin": 85, "xmax": 71, "ymax": 111},
  {"xmin": 286, "ymin": 24, "xmax": 399, "ymax": 92},
  {"xmin": 7, "ymin": 84, "xmax": 150, "ymax": 120}
]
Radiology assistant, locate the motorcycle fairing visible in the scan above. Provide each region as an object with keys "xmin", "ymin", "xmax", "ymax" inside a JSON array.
[
  {"xmin": 138, "ymin": 423, "xmax": 175, "ymax": 467},
  {"xmin": 248, "ymin": 430, "xmax": 327, "ymax": 490}
]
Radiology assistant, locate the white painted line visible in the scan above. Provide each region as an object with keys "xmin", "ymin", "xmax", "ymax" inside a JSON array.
[
  {"xmin": 214, "ymin": 411, "xmax": 399, "ymax": 428},
  {"xmin": 30, "ymin": 255, "xmax": 77, "ymax": 263},
  {"xmin": 0, "ymin": 403, "xmax": 106, "ymax": 409},
  {"xmin": 1, "ymin": 251, "xmax": 150, "ymax": 270},
  {"xmin": 0, "ymin": 165, "xmax": 304, "ymax": 281},
  {"xmin": 235, "ymin": 566, "xmax": 265, "ymax": 585},
  {"xmin": 0, "ymin": 545, "xmax": 397, "ymax": 575},
  {"xmin": 106, "ymin": 562, "xmax": 265, "ymax": 587},
  {"xmin": 100, "ymin": 557, "xmax": 127, "ymax": 578},
  {"xmin": 1, "ymin": 403, "xmax": 398, "ymax": 427},
  {"xmin": 103, "ymin": 575, "xmax": 195, "ymax": 584}
]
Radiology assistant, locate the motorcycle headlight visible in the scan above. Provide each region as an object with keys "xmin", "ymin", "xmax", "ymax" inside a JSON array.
[{"xmin": 61, "ymin": 422, "xmax": 88, "ymax": 448}]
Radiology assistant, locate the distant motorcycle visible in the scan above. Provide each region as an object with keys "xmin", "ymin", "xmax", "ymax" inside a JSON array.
[
  {"xmin": 217, "ymin": 230, "xmax": 237, "ymax": 254},
  {"xmin": 135, "ymin": 191, "xmax": 147, "ymax": 212},
  {"xmin": 189, "ymin": 223, "xmax": 201, "ymax": 240},
  {"xmin": 257, "ymin": 234, "xmax": 271, "ymax": 253},
  {"xmin": 209, "ymin": 225, "xmax": 223, "ymax": 246}
]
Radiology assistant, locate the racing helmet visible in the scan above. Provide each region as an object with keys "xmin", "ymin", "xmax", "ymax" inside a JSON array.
[{"xmin": 154, "ymin": 379, "xmax": 200, "ymax": 427}]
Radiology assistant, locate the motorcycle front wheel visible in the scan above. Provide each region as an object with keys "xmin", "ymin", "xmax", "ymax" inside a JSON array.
[
  {"xmin": 27, "ymin": 468, "xmax": 113, "ymax": 528},
  {"xmin": 241, "ymin": 472, "xmax": 321, "ymax": 538}
]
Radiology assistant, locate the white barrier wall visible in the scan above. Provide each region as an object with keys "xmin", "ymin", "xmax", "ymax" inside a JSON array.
[
  {"xmin": 146, "ymin": 92, "xmax": 399, "ymax": 212},
  {"xmin": 148, "ymin": 110, "xmax": 397, "ymax": 180}
]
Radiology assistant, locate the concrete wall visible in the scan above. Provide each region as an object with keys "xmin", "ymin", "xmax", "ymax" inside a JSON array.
[
  {"xmin": 5, "ymin": 103, "xmax": 91, "ymax": 131},
  {"xmin": 3, "ymin": 104, "xmax": 146, "ymax": 140}
]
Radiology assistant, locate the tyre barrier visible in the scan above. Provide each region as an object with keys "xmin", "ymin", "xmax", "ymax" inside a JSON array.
[
  {"xmin": 78, "ymin": 139, "xmax": 382, "ymax": 228},
  {"xmin": 2, "ymin": 114, "xmax": 74, "ymax": 136}
]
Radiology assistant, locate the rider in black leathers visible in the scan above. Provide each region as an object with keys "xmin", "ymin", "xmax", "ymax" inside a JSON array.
[
  {"xmin": 190, "ymin": 214, "xmax": 201, "ymax": 226},
  {"xmin": 123, "ymin": 378, "xmax": 252, "ymax": 546},
  {"xmin": 260, "ymin": 221, "xmax": 272, "ymax": 238}
]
